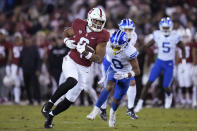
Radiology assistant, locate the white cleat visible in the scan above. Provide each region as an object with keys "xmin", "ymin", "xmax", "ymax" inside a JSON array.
[
  {"xmin": 109, "ymin": 108, "xmax": 116, "ymax": 128},
  {"xmin": 165, "ymin": 93, "xmax": 173, "ymax": 109},
  {"xmin": 134, "ymin": 99, "xmax": 143, "ymax": 113},
  {"xmin": 86, "ymin": 106, "xmax": 101, "ymax": 120}
]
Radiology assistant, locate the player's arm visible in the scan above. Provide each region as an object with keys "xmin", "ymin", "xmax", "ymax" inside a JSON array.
[
  {"xmin": 63, "ymin": 27, "xmax": 75, "ymax": 38},
  {"xmin": 128, "ymin": 57, "xmax": 141, "ymax": 77},
  {"xmin": 192, "ymin": 45, "xmax": 197, "ymax": 65},
  {"xmin": 82, "ymin": 42, "xmax": 106, "ymax": 64},
  {"xmin": 63, "ymin": 27, "xmax": 76, "ymax": 49},
  {"xmin": 177, "ymin": 41, "xmax": 186, "ymax": 59}
]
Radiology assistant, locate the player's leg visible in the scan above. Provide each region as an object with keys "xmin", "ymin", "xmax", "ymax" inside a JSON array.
[
  {"xmin": 41, "ymin": 56, "xmax": 78, "ymax": 118},
  {"xmin": 11, "ymin": 64, "xmax": 21, "ymax": 104},
  {"xmin": 126, "ymin": 78, "xmax": 138, "ymax": 119},
  {"xmin": 44, "ymin": 63, "xmax": 91, "ymax": 129},
  {"xmin": 109, "ymin": 79, "xmax": 129, "ymax": 127},
  {"xmin": 135, "ymin": 60, "xmax": 162, "ymax": 112},
  {"xmin": 163, "ymin": 60, "xmax": 174, "ymax": 109}
]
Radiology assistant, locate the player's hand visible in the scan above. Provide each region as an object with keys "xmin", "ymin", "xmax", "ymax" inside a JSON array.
[
  {"xmin": 114, "ymin": 72, "xmax": 128, "ymax": 80},
  {"xmin": 76, "ymin": 42, "xmax": 86, "ymax": 54},
  {"xmin": 64, "ymin": 38, "xmax": 76, "ymax": 49}
]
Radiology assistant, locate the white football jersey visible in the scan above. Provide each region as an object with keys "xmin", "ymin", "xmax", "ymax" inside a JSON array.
[
  {"xmin": 128, "ymin": 32, "xmax": 137, "ymax": 46},
  {"xmin": 153, "ymin": 30, "xmax": 181, "ymax": 61},
  {"xmin": 107, "ymin": 44, "xmax": 138, "ymax": 73}
]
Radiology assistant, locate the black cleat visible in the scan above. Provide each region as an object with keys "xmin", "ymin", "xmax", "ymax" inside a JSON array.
[
  {"xmin": 126, "ymin": 108, "xmax": 138, "ymax": 119},
  {"xmin": 44, "ymin": 114, "xmax": 54, "ymax": 129},
  {"xmin": 100, "ymin": 108, "xmax": 107, "ymax": 121},
  {"xmin": 41, "ymin": 102, "xmax": 53, "ymax": 119}
]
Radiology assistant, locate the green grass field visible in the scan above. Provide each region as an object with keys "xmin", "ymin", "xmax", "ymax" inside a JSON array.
[{"xmin": 0, "ymin": 105, "xmax": 197, "ymax": 131}]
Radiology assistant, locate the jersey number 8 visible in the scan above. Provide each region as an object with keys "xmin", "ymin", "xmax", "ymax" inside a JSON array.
[{"xmin": 112, "ymin": 59, "xmax": 123, "ymax": 69}]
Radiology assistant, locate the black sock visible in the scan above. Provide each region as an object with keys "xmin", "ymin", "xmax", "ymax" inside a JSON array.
[
  {"xmin": 51, "ymin": 77, "xmax": 77, "ymax": 103},
  {"xmin": 52, "ymin": 98, "xmax": 73, "ymax": 116}
]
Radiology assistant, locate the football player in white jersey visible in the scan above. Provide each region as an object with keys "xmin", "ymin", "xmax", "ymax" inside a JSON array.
[
  {"xmin": 135, "ymin": 17, "xmax": 186, "ymax": 112},
  {"xmin": 98, "ymin": 18, "xmax": 138, "ymax": 120},
  {"xmin": 86, "ymin": 30, "xmax": 140, "ymax": 127}
]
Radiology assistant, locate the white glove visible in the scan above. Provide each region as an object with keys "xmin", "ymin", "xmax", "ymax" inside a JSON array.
[
  {"xmin": 76, "ymin": 42, "xmax": 86, "ymax": 54},
  {"xmin": 64, "ymin": 37, "xmax": 76, "ymax": 49},
  {"xmin": 114, "ymin": 72, "xmax": 128, "ymax": 80},
  {"xmin": 98, "ymin": 76, "xmax": 106, "ymax": 85}
]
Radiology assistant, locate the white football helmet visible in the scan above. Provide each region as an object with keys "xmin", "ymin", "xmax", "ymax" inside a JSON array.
[
  {"xmin": 87, "ymin": 8, "xmax": 106, "ymax": 32},
  {"xmin": 159, "ymin": 17, "xmax": 173, "ymax": 36}
]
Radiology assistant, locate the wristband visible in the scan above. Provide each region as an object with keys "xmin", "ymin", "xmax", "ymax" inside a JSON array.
[
  {"xmin": 63, "ymin": 37, "xmax": 69, "ymax": 44},
  {"xmin": 85, "ymin": 52, "xmax": 93, "ymax": 59},
  {"xmin": 130, "ymin": 71, "xmax": 135, "ymax": 77}
]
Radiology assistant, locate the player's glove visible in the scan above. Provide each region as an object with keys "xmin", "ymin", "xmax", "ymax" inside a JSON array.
[
  {"xmin": 114, "ymin": 72, "xmax": 128, "ymax": 80},
  {"xmin": 76, "ymin": 42, "xmax": 86, "ymax": 54},
  {"xmin": 64, "ymin": 37, "xmax": 76, "ymax": 49}
]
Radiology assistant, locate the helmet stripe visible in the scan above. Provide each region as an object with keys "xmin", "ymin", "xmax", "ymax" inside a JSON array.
[{"xmin": 99, "ymin": 8, "xmax": 102, "ymax": 18}]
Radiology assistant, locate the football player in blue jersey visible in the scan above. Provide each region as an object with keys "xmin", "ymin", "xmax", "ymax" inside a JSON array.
[
  {"xmin": 135, "ymin": 17, "xmax": 186, "ymax": 112},
  {"xmin": 98, "ymin": 18, "xmax": 139, "ymax": 121},
  {"xmin": 86, "ymin": 29, "xmax": 140, "ymax": 127}
]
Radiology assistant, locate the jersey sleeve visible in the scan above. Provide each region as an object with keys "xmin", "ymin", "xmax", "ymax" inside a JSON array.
[
  {"xmin": 126, "ymin": 45, "xmax": 138, "ymax": 60},
  {"xmin": 130, "ymin": 32, "xmax": 137, "ymax": 46},
  {"xmin": 71, "ymin": 19, "xmax": 84, "ymax": 34},
  {"xmin": 174, "ymin": 33, "xmax": 182, "ymax": 44},
  {"xmin": 153, "ymin": 30, "xmax": 159, "ymax": 43}
]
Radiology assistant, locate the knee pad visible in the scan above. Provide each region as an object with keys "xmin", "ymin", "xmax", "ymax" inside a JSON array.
[{"xmin": 60, "ymin": 77, "xmax": 78, "ymax": 90}]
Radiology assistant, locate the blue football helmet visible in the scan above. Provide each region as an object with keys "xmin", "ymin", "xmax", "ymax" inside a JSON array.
[
  {"xmin": 119, "ymin": 18, "xmax": 135, "ymax": 39},
  {"xmin": 110, "ymin": 30, "xmax": 128, "ymax": 55},
  {"xmin": 159, "ymin": 17, "xmax": 173, "ymax": 36}
]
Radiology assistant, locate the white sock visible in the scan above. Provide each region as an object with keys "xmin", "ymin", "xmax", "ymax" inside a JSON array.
[
  {"xmin": 101, "ymin": 100, "xmax": 107, "ymax": 109},
  {"xmin": 127, "ymin": 85, "xmax": 136, "ymax": 109},
  {"xmin": 13, "ymin": 87, "xmax": 21, "ymax": 103},
  {"xmin": 192, "ymin": 86, "xmax": 197, "ymax": 106}
]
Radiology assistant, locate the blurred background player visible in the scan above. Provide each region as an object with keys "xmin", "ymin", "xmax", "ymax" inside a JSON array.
[
  {"xmin": 41, "ymin": 7, "xmax": 109, "ymax": 129},
  {"xmin": 0, "ymin": 29, "xmax": 12, "ymax": 103},
  {"xmin": 177, "ymin": 29, "xmax": 197, "ymax": 108},
  {"xmin": 135, "ymin": 17, "xmax": 186, "ymax": 112},
  {"xmin": 98, "ymin": 18, "xmax": 138, "ymax": 121},
  {"xmin": 10, "ymin": 32, "xmax": 23, "ymax": 104},
  {"xmin": 86, "ymin": 30, "xmax": 140, "ymax": 127}
]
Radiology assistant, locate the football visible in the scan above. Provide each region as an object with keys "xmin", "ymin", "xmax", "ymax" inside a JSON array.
[{"xmin": 85, "ymin": 45, "xmax": 95, "ymax": 53}]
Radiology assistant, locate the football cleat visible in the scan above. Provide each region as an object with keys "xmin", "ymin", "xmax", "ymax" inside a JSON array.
[
  {"xmin": 86, "ymin": 106, "xmax": 101, "ymax": 120},
  {"xmin": 109, "ymin": 108, "xmax": 116, "ymax": 128},
  {"xmin": 126, "ymin": 108, "xmax": 138, "ymax": 119},
  {"xmin": 100, "ymin": 108, "xmax": 107, "ymax": 121},
  {"xmin": 44, "ymin": 113, "xmax": 53, "ymax": 129},
  {"xmin": 41, "ymin": 102, "xmax": 53, "ymax": 119}
]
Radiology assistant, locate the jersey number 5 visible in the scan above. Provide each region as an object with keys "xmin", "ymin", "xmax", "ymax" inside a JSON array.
[{"xmin": 162, "ymin": 42, "xmax": 170, "ymax": 53}]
